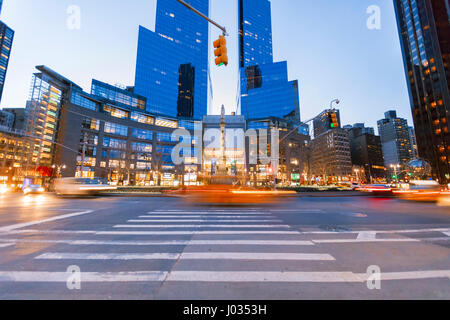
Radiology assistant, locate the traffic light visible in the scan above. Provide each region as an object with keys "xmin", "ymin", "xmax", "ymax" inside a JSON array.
[
  {"xmin": 329, "ymin": 112, "xmax": 339, "ymax": 128},
  {"xmin": 213, "ymin": 35, "xmax": 228, "ymax": 66}
]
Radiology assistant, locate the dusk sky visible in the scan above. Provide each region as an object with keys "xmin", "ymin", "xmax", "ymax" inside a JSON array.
[{"xmin": 0, "ymin": 0, "xmax": 412, "ymax": 132}]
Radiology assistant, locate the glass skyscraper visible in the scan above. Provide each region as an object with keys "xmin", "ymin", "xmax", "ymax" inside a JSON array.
[
  {"xmin": 393, "ymin": 0, "xmax": 450, "ymax": 182},
  {"xmin": 134, "ymin": 0, "xmax": 209, "ymax": 120},
  {"xmin": 239, "ymin": 0, "xmax": 300, "ymax": 121},
  {"xmin": 0, "ymin": 0, "xmax": 13, "ymax": 104}
]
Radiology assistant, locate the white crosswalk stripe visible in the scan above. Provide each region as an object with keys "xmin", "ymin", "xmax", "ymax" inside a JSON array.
[
  {"xmin": 36, "ymin": 252, "xmax": 335, "ymax": 261},
  {"xmin": 113, "ymin": 224, "xmax": 292, "ymax": 229}
]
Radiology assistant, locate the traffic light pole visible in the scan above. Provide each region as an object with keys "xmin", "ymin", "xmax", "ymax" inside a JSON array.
[{"xmin": 176, "ymin": 0, "xmax": 228, "ymax": 35}]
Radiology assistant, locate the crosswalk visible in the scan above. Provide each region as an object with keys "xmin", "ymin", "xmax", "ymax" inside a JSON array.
[{"xmin": 0, "ymin": 207, "xmax": 449, "ymax": 292}]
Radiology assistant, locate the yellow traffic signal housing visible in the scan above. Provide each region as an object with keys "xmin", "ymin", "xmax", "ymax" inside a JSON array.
[
  {"xmin": 213, "ymin": 35, "xmax": 228, "ymax": 66},
  {"xmin": 329, "ymin": 112, "xmax": 339, "ymax": 128}
]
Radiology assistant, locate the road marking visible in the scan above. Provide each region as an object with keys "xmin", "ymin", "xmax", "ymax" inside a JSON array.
[
  {"xmin": 113, "ymin": 224, "xmax": 291, "ymax": 229},
  {"xmin": 0, "ymin": 238, "xmax": 314, "ymax": 246},
  {"xmin": 97, "ymin": 230, "xmax": 300, "ymax": 235},
  {"xmin": 0, "ymin": 271, "xmax": 168, "ymax": 282},
  {"xmin": 0, "ymin": 243, "xmax": 14, "ymax": 248},
  {"xmin": 442, "ymin": 231, "xmax": 450, "ymax": 237},
  {"xmin": 167, "ymin": 271, "xmax": 358, "ymax": 282},
  {"xmin": 139, "ymin": 215, "xmax": 274, "ymax": 219},
  {"xmin": 356, "ymin": 231, "xmax": 377, "ymax": 240},
  {"xmin": 0, "ymin": 230, "xmax": 98, "ymax": 235},
  {"xmin": 312, "ymin": 238, "xmax": 420, "ymax": 244},
  {"xmin": 0, "ymin": 210, "xmax": 93, "ymax": 232},
  {"xmin": 130, "ymin": 219, "xmax": 282, "ymax": 223},
  {"xmin": 0, "ymin": 270, "xmax": 448, "ymax": 283},
  {"xmin": 148, "ymin": 212, "xmax": 272, "ymax": 215},
  {"xmin": 301, "ymin": 228, "xmax": 450, "ymax": 235},
  {"xmin": 269, "ymin": 209, "xmax": 324, "ymax": 212},
  {"xmin": 361, "ymin": 270, "xmax": 450, "ymax": 281},
  {"xmin": 36, "ymin": 252, "xmax": 334, "ymax": 261}
]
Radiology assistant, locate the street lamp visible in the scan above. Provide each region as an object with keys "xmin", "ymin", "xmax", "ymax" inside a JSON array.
[
  {"xmin": 330, "ymin": 99, "xmax": 340, "ymax": 110},
  {"xmin": 52, "ymin": 164, "xmax": 66, "ymax": 178}
]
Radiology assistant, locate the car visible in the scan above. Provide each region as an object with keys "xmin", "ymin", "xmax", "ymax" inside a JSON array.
[
  {"xmin": 54, "ymin": 177, "xmax": 117, "ymax": 196},
  {"xmin": 355, "ymin": 184, "xmax": 394, "ymax": 195},
  {"xmin": 23, "ymin": 184, "xmax": 45, "ymax": 195},
  {"xmin": 393, "ymin": 180, "xmax": 442, "ymax": 202},
  {"xmin": 0, "ymin": 184, "xmax": 9, "ymax": 194}
]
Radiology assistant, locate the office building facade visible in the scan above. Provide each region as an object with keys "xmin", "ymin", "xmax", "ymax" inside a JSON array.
[
  {"xmin": 377, "ymin": 110, "xmax": 413, "ymax": 168},
  {"xmin": 134, "ymin": 0, "xmax": 209, "ymax": 120},
  {"xmin": 0, "ymin": 20, "xmax": 13, "ymax": 103},
  {"xmin": 346, "ymin": 124, "xmax": 386, "ymax": 181},
  {"xmin": 310, "ymin": 128, "xmax": 353, "ymax": 182},
  {"xmin": 239, "ymin": 0, "xmax": 300, "ymax": 121},
  {"xmin": 0, "ymin": 108, "xmax": 13, "ymax": 128},
  {"xmin": 394, "ymin": 0, "xmax": 450, "ymax": 182}
]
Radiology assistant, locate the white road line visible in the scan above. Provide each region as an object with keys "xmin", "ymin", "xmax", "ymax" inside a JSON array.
[
  {"xmin": 97, "ymin": 230, "xmax": 300, "ymax": 235},
  {"xmin": 356, "ymin": 231, "xmax": 377, "ymax": 240},
  {"xmin": 363, "ymin": 270, "xmax": 450, "ymax": 281},
  {"xmin": 0, "ymin": 271, "xmax": 168, "ymax": 282},
  {"xmin": 0, "ymin": 230, "xmax": 98, "ymax": 235},
  {"xmin": 36, "ymin": 252, "xmax": 334, "ymax": 261},
  {"xmin": 129, "ymin": 219, "xmax": 282, "ymax": 223},
  {"xmin": 0, "ymin": 270, "xmax": 448, "ymax": 283},
  {"xmin": 442, "ymin": 231, "xmax": 450, "ymax": 237},
  {"xmin": 269, "ymin": 209, "xmax": 324, "ymax": 212},
  {"xmin": 113, "ymin": 224, "xmax": 291, "ymax": 229},
  {"xmin": 148, "ymin": 212, "xmax": 272, "ymax": 215},
  {"xmin": 301, "ymin": 228, "xmax": 450, "ymax": 235},
  {"xmin": 0, "ymin": 238, "xmax": 314, "ymax": 246},
  {"xmin": 0, "ymin": 210, "xmax": 93, "ymax": 232},
  {"xmin": 312, "ymin": 239, "xmax": 420, "ymax": 244},
  {"xmin": 139, "ymin": 215, "xmax": 273, "ymax": 218},
  {"xmin": 36, "ymin": 252, "xmax": 180, "ymax": 260},
  {"xmin": 0, "ymin": 243, "xmax": 14, "ymax": 248},
  {"xmin": 167, "ymin": 271, "xmax": 358, "ymax": 282}
]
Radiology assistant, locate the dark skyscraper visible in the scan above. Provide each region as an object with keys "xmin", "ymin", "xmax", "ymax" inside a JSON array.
[
  {"xmin": 393, "ymin": 0, "xmax": 450, "ymax": 182},
  {"xmin": 134, "ymin": 0, "xmax": 209, "ymax": 120},
  {"xmin": 0, "ymin": 20, "xmax": 13, "ymax": 104},
  {"xmin": 239, "ymin": 0, "xmax": 300, "ymax": 121},
  {"xmin": 177, "ymin": 63, "xmax": 195, "ymax": 118}
]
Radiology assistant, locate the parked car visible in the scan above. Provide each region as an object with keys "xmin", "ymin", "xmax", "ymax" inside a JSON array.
[{"xmin": 54, "ymin": 178, "xmax": 116, "ymax": 196}]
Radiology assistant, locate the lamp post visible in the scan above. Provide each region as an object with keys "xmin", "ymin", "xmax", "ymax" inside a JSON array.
[{"xmin": 52, "ymin": 164, "xmax": 66, "ymax": 178}]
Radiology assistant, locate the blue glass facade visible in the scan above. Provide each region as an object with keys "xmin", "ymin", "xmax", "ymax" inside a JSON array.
[
  {"xmin": 134, "ymin": 0, "xmax": 209, "ymax": 120},
  {"xmin": 239, "ymin": 0, "xmax": 300, "ymax": 121},
  {"xmin": 0, "ymin": 21, "xmax": 13, "ymax": 103}
]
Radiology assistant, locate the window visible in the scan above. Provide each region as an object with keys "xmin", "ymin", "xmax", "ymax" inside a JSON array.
[
  {"xmin": 103, "ymin": 137, "xmax": 127, "ymax": 150},
  {"xmin": 71, "ymin": 92, "xmax": 97, "ymax": 111},
  {"xmin": 157, "ymin": 132, "xmax": 172, "ymax": 142},
  {"xmin": 132, "ymin": 129, "xmax": 153, "ymax": 141},
  {"xmin": 104, "ymin": 122, "xmax": 128, "ymax": 136},
  {"xmin": 81, "ymin": 117, "xmax": 100, "ymax": 131},
  {"xmin": 131, "ymin": 112, "xmax": 154, "ymax": 125},
  {"xmin": 132, "ymin": 142, "xmax": 153, "ymax": 153},
  {"xmin": 103, "ymin": 105, "xmax": 128, "ymax": 119}
]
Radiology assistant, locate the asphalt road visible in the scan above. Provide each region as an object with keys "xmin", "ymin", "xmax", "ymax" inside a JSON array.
[{"xmin": 0, "ymin": 192, "xmax": 449, "ymax": 299}]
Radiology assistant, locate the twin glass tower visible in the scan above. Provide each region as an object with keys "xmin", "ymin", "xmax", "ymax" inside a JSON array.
[{"xmin": 134, "ymin": 0, "xmax": 300, "ymax": 122}]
